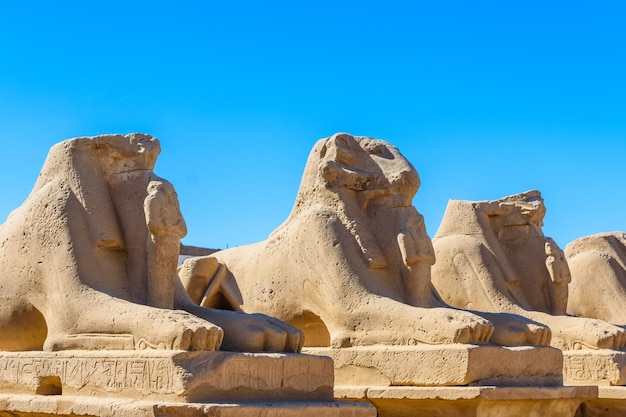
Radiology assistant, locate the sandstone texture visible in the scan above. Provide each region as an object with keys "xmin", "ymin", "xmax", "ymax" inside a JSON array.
[
  {"xmin": 4, "ymin": 132, "xmax": 624, "ymax": 417},
  {"xmin": 0, "ymin": 134, "xmax": 373, "ymax": 417},
  {"xmin": 336, "ymin": 386, "xmax": 596, "ymax": 417},
  {"xmin": 305, "ymin": 345, "xmax": 562, "ymax": 387},
  {"xmin": 0, "ymin": 394, "xmax": 374, "ymax": 417},
  {"xmin": 180, "ymin": 133, "xmax": 551, "ymax": 349},
  {"xmin": 179, "ymin": 133, "xmax": 585, "ymax": 416},
  {"xmin": 0, "ymin": 350, "xmax": 334, "ymax": 402},
  {"xmin": 431, "ymin": 191, "xmax": 626, "ymax": 351},
  {"xmin": 563, "ymin": 350, "xmax": 626, "ymax": 386},
  {"xmin": 0, "ymin": 133, "xmax": 302, "ymax": 353},
  {"xmin": 566, "ymin": 232, "xmax": 626, "ymax": 325}
]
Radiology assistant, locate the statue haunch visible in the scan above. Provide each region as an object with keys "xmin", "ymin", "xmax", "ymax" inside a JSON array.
[
  {"xmin": 180, "ymin": 133, "xmax": 550, "ymax": 348},
  {"xmin": 431, "ymin": 191, "xmax": 626, "ymax": 350},
  {"xmin": 566, "ymin": 232, "xmax": 626, "ymax": 326},
  {"xmin": 0, "ymin": 134, "xmax": 302, "ymax": 353}
]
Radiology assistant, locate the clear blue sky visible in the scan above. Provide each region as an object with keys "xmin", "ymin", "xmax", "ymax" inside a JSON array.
[{"xmin": 1, "ymin": 1, "xmax": 624, "ymax": 250}]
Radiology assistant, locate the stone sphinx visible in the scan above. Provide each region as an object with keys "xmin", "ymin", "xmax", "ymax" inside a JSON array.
[
  {"xmin": 566, "ymin": 232, "xmax": 626, "ymax": 326},
  {"xmin": 179, "ymin": 133, "xmax": 561, "ymax": 349},
  {"xmin": 0, "ymin": 133, "xmax": 303, "ymax": 353},
  {"xmin": 179, "ymin": 135, "xmax": 603, "ymax": 417},
  {"xmin": 431, "ymin": 191, "xmax": 626, "ymax": 351},
  {"xmin": 0, "ymin": 134, "xmax": 377, "ymax": 417},
  {"xmin": 562, "ymin": 233, "xmax": 626, "ymax": 416}
]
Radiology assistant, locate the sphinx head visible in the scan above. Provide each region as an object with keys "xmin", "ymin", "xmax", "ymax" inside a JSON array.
[
  {"xmin": 92, "ymin": 133, "xmax": 161, "ymax": 177},
  {"xmin": 436, "ymin": 190, "xmax": 569, "ymax": 314},
  {"xmin": 294, "ymin": 133, "xmax": 420, "ymax": 214},
  {"xmin": 485, "ymin": 190, "xmax": 546, "ymax": 242}
]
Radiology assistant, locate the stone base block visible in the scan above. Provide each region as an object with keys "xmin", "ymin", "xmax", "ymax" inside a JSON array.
[
  {"xmin": 0, "ymin": 350, "xmax": 334, "ymax": 403},
  {"xmin": 304, "ymin": 345, "xmax": 563, "ymax": 386},
  {"xmin": 575, "ymin": 386, "xmax": 626, "ymax": 417},
  {"xmin": 563, "ymin": 350, "xmax": 626, "ymax": 386},
  {"xmin": 0, "ymin": 393, "xmax": 376, "ymax": 417},
  {"xmin": 336, "ymin": 386, "xmax": 596, "ymax": 417}
]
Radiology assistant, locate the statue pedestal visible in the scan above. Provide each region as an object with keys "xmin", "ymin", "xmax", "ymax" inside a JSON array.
[
  {"xmin": 563, "ymin": 350, "xmax": 626, "ymax": 386},
  {"xmin": 563, "ymin": 351, "xmax": 626, "ymax": 417},
  {"xmin": 306, "ymin": 345, "xmax": 596, "ymax": 417},
  {"xmin": 0, "ymin": 393, "xmax": 375, "ymax": 417},
  {"xmin": 0, "ymin": 351, "xmax": 375, "ymax": 417},
  {"xmin": 577, "ymin": 387, "xmax": 626, "ymax": 417},
  {"xmin": 335, "ymin": 386, "xmax": 596, "ymax": 417},
  {"xmin": 305, "ymin": 345, "xmax": 564, "ymax": 386}
]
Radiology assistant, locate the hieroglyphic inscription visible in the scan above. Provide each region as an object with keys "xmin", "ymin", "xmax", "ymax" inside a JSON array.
[
  {"xmin": 563, "ymin": 354, "xmax": 621, "ymax": 384},
  {"xmin": 0, "ymin": 356, "xmax": 174, "ymax": 394},
  {"xmin": 228, "ymin": 357, "xmax": 284, "ymax": 389},
  {"xmin": 218, "ymin": 356, "xmax": 330, "ymax": 392}
]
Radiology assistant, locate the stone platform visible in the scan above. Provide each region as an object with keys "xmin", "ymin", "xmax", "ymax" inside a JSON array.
[
  {"xmin": 0, "ymin": 350, "xmax": 376, "ymax": 417},
  {"xmin": 0, "ymin": 393, "xmax": 375, "ymax": 417},
  {"xmin": 560, "ymin": 351, "xmax": 626, "ymax": 416},
  {"xmin": 305, "ymin": 345, "xmax": 563, "ymax": 386},
  {"xmin": 304, "ymin": 345, "xmax": 596, "ymax": 416},
  {"xmin": 575, "ymin": 386, "xmax": 626, "ymax": 417},
  {"xmin": 336, "ymin": 386, "xmax": 596, "ymax": 417}
]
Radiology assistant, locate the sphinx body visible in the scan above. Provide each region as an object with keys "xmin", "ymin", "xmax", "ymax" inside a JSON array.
[
  {"xmin": 0, "ymin": 134, "xmax": 302, "ymax": 352},
  {"xmin": 431, "ymin": 191, "xmax": 626, "ymax": 350},
  {"xmin": 566, "ymin": 232, "xmax": 626, "ymax": 325},
  {"xmin": 180, "ymin": 133, "xmax": 551, "ymax": 348}
]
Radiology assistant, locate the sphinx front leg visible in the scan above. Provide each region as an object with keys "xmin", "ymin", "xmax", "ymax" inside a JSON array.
[
  {"xmin": 470, "ymin": 311, "xmax": 552, "ymax": 346},
  {"xmin": 183, "ymin": 305, "xmax": 304, "ymax": 352},
  {"xmin": 297, "ymin": 216, "xmax": 494, "ymax": 347},
  {"xmin": 528, "ymin": 312, "xmax": 626, "ymax": 350},
  {"xmin": 325, "ymin": 293, "xmax": 494, "ymax": 347},
  {"xmin": 174, "ymin": 277, "xmax": 304, "ymax": 353},
  {"xmin": 43, "ymin": 287, "xmax": 223, "ymax": 351}
]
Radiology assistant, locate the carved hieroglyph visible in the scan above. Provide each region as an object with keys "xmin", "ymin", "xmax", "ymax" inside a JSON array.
[
  {"xmin": 566, "ymin": 232, "xmax": 626, "ymax": 325},
  {"xmin": 179, "ymin": 133, "xmax": 555, "ymax": 349},
  {"xmin": 431, "ymin": 191, "xmax": 626, "ymax": 351},
  {"xmin": 0, "ymin": 134, "xmax": 302, "ymax": 353},
  {"xmin": 0, "ymin": 350, "xmax": 335, "ymax": 402}
]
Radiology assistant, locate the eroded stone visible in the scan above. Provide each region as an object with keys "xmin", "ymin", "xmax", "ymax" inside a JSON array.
[
  {"xmin": 0, "ymin": 393, "xmax": 376, "ymax": 417},
  {"xmin": 180, "ymin": 134, "xmax": 551, "ymax": 349},
  {"xmin": 179, "ymin": 134, "xmax": 577, "ymax": 416},
  {"xmin": 563, "ymin": 350, "xmax": 626, "ymax": 386},
  {"xmin": 305, "ymin": 345, "xmax": 563, "ymax": 387},
  {"xmin": 335, "ymin": 386, "xmax": 596, "ymax": 417},
  {"xmin": 431, "ymin": 191, "xmax": 626, "ymax": 351},
  {"xmin": 0, "ymin": 133, "xmax": 302, "ymax": 353},
  {"xmin": 0, "ymin": 134, "xmax": 370, "ymax": 417},
  {"xmin": 566, "ymin": 232, "xmax": 626, "ymax": 326},
  {"xmin": 0, "ymin": 351, "xmax": 334, "ymax": 402}
]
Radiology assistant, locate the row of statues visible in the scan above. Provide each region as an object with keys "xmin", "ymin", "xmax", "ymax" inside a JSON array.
[
  {"xmin": 3, "ymin": 132, "xmax": 626, "ymax": 354},
  {"xmin": 1, "ymin": 132, "xmax": 626, "ymax": 417},
  {"xmin": 179, "ymin": 133, "xmax": 626, "ymax": 352},
  {"xmin": 0, "ymin": 135, "xmax": 301, "ymax": 353}
]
